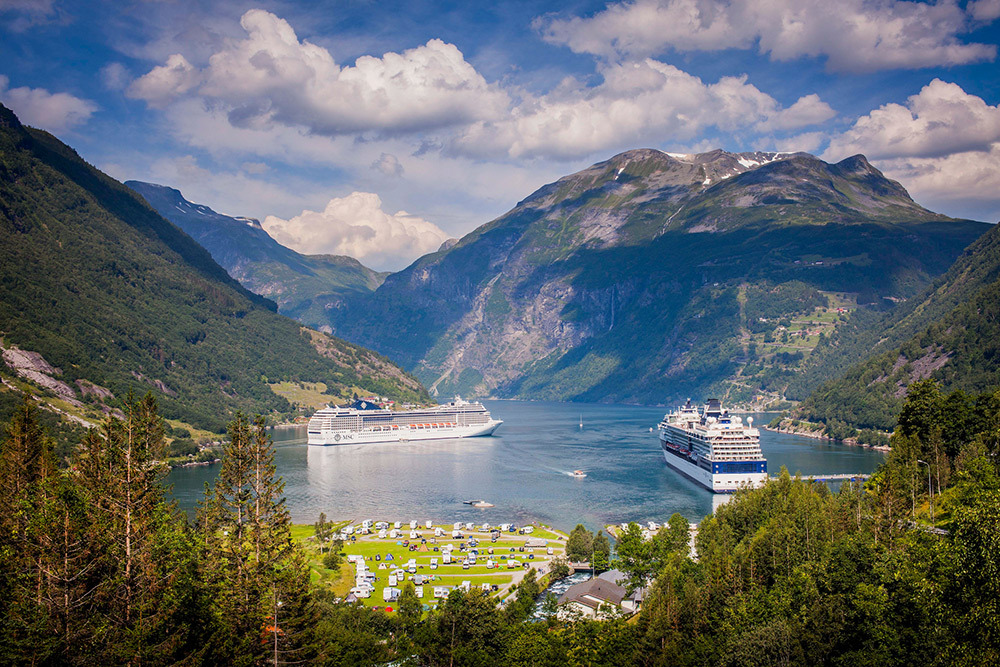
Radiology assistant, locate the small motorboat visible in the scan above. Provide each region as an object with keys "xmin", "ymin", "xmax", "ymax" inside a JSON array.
[
  {"xmin": 464, "ymin": 499, "xmax": 494, "ymax": 507},
  {"xmin": 571, "ymin": 470, "xmax": 587, "ymax": 478}
]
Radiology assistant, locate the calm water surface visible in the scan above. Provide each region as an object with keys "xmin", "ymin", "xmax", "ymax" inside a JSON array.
[{"xmin": 168, "ymin": 400, "xmax": 884, "ymax": 532}]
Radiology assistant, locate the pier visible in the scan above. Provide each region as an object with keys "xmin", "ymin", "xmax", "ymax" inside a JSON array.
[{"xmin": 775, "ymin": 473, "xmax": 871, "ymax": 482}]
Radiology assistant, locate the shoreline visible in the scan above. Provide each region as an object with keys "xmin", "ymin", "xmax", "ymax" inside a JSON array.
[{"xmin": 762, "ymin": 424, "xmax": 891, "ymax": 452}]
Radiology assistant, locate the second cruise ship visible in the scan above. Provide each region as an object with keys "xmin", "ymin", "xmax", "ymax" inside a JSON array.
[
  {"xmin": 307, "ymin": 397, "xmax": 502, "ymax": 445},
  {"xmin": 657, "ymin": 398, "xmax": 767, "ymax": 493}
]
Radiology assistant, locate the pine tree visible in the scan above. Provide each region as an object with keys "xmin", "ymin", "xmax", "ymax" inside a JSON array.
[
  {"xmin": 71, "ymin": 392, "xmax": 196, "ymax": 665},
  {"xmin": 199, "ymin": 413, "xmax": 316, "ymax": 666},
  {"xmin": 592, "ymin": 531, "xmax": 611, "ymax": 572},
  {"xmin": 0, "ymin": 395, "xmax": 62, "ymax": 663}
]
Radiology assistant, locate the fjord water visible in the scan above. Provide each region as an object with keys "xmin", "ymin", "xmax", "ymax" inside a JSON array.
[{"xmin": 168, "ymin": 400, "xmax": 885, "ymax": 531}]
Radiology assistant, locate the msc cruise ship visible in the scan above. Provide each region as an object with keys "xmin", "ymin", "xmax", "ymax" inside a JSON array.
[
  {"xmin": 307, "ymin": 397, "xmax": 502, "ymax": 445},
  {"xmin": 657, "ymin": 398, "xmax": 767, "ymax": 492}
]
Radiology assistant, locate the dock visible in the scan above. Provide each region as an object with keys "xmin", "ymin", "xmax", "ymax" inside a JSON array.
[{"xmin": 776, "ymin": 473, "xmax": 871, "ymax": 482}]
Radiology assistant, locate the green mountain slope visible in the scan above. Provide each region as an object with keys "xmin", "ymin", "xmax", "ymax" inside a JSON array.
[
  {"xmin": 125, "ymin": 181, "xmax": 387, "ymax": 331},
  {"xmin": 796, "ymin": 222, "xmax": 1000, "ymax": 431},
  {"xmin": 332, "ymin": 149, "xmax": 987, "ymax": 405},
  {"xmin": 0, "ymin": 104, "xmax": 429, "ymax": 432}
]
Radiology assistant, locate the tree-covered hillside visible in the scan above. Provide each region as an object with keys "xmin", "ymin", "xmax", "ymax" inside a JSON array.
[
  {"xmin": 797, "ymin": 223, "xmax": 1000, "ymax": 431},
  {"xmin": 0, "ymin": 104, "xmax": 429, "ymax": 432}
]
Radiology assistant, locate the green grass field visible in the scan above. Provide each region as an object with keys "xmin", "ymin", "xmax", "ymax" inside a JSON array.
[{"xmin": 294, "ymin": 521, "xmax": 567, "ymax": 611}]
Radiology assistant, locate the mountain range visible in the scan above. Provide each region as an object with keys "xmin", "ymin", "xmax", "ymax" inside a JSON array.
[
  {"xmin": 320, "ymin": 149, "xmax": 987, "ymax": 405},
  {"xmin": 0, "ymin": 103, "xmax": 428, "ymax": 433}
]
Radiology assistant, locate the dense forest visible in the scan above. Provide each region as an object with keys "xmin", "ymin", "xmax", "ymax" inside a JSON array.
[
  {"xmin": 793, "ymin": 223, "xmax": 1000, "ymax": 433},
  {"xmin": 0, "ymin": 103, "xmax": 429, "ymax": 434},
  {"xmin": 1, "ymin": 378, "xmax": 997, "ymax": 666}
]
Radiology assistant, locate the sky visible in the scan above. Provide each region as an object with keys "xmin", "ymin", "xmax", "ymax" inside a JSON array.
[{"xmin": 2, "ymin": 0, "xmax": 999, "ymax": 270}]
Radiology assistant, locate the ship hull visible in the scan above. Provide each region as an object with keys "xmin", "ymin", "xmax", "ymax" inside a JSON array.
[
  {"xmin": 307, "ymin": 420, "xmax": 502, "ymax": 446},
  {"xmin": 660, "ymin": 437, "xmax": 768, "ymax": 493}
]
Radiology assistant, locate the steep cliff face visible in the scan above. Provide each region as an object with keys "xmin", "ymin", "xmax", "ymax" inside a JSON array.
[{"xmin": 333, "ymin": 148, "xmax": 987, "ymax": 404}]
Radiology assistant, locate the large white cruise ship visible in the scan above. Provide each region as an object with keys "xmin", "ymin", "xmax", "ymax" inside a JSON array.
[
  {"xmin": 657, "ymin": 398, "xmax": 767, "ymax": 493},
  {"xmin": 307, "ymin": 397, "xmax": 502, "ymax": 445}
]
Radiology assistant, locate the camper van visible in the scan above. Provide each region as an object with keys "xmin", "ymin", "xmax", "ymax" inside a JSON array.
[
  {"xmin": 350, "ymin": 585, "xmax": 372, "ymax": 598},
  {"xmin": 382, "ymin": 587, "xmax": 401, "ymax": 602},
  {"xmin": 430, "ymin": 558, "xmax": 438, "ymax": 570},
  {"xmin": 442, "ymin": 552, "xmax": 452, "ymax": 564}
]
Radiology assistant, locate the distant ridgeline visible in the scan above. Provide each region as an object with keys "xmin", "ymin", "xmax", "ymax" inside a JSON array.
[
  {"xmin": 126, "ymin": 180, "xmax": 388, "ymax": 331},
  {"xmin": 0, "ymin": 104, "xmax": 429, "ymax": 432},
  {"xmin": 325, "ymin": 149, "xmax": 987, "ymax": 406},
  {"xmin": 795, "ymin": 222, "xmax": 1000, "ymax": 432}
]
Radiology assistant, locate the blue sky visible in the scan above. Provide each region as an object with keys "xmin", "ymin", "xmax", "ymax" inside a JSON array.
[{"xmin": 2, "ymin": 0, "xmax": 999, "ymax": 270}]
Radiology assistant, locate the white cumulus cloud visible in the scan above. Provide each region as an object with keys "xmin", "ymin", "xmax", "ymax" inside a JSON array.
[
  {"xmin": 127, "ymin": 54, "xmax": 203, "ymax": 108},
  {"xmin": 538, "ymin": 0, "xmax": 997, "ymax": 72},
  {"xmin": 0, "ymin": 75, "xmax": 96, "ymax": 132},
  {"xmin": 262, "ymin": 192, "xmax": 448, "ymax": 270},
  {"xmin": 451, "ymin": 59, "xmax": 834, "ymax": 160},
  {"xmin": 969, "ymin": 0, "xmax": 1000, "ymax": 21},
  {"xmin": 130, "ymin": 9, "xmax": 509, "ymax": 136},
  {"xmin": 824, "ymin": 80, "xmax": 1000, "ymax": 222},
  {"xmin": 825, "ymin": 79, "xmax": 1000, "ymax": 161}
]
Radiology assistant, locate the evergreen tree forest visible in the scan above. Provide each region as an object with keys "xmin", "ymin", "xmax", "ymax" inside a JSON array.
[{"xmin": 1, "ymin": 382, "xmax": 998, "ymax": 666}]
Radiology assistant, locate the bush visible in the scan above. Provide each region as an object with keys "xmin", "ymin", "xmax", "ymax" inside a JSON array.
[
  {"xmin": 323, "ymin": 551, "xmax": 342, "ymax": 570},
  {"xmin": 169, "ymin": 438, "xmax": 198, "ymax": 457}
]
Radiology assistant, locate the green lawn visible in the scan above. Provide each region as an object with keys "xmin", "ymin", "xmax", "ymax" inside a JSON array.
[{"xmin": 294, "ymin": 521, "xmax": 567, "ymax": 611}]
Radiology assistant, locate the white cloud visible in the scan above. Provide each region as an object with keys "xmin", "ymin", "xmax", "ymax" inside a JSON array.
[
  {"xmin": 757, "ymin": 94, "xmax": 835, "ymax": 132},
  {"xmin": 451, "ymin": 59, "xmax": 833, "ymax": 160},
  {"xmin": 824, "ymin": 79, "xmax": 1000, "ymax": 161},
  {"xmin": 131, "ymin": 9, "xmax": 509, "ymax": 136},
  {"xmin": 538, "ymin": 0, "xmax": 997, "ymax": 72},
  {"xmin": 0, "ymin": 75, "xmax": 96, "ymax": 132},
  {"xmin": 240, "ymin": 161, "xmax": 269, "ymax": 174},
  {"xmin": 822, "ymin": 79, "xmax": 1000, "ymax": 222},
  {"xmin": 0, "ymin": 0, "xmax": 58, "ymax": 31},
  {"xmin": 756, "ymin": 131, "xmax": 827, "ymax": 154},
  {"xmin": 969, "ymin": 0, "xmax": 1000, "ymax": 21},
  {"xmin": 262, "ymin": 192, "xmax": 448, "ymax": 270},
  {"xmin": 874, "ymin": 147, "xmax": 1000, "ymax": 221},
  {"xmin": 372, "ymin": 153, "xmax": 404, "ymax": 177},
  {"xmin": 128, "ymin": 54, "xmax": 202, "ymax": 108},
  {"xmin": 100, "ymin": 62, "xmax": 130, "ymax": 91}
]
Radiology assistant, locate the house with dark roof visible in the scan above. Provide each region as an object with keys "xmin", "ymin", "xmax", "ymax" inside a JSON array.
[{"xmin": 557, "ymin": 577, "xmax": 637, "ymax": 619}]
